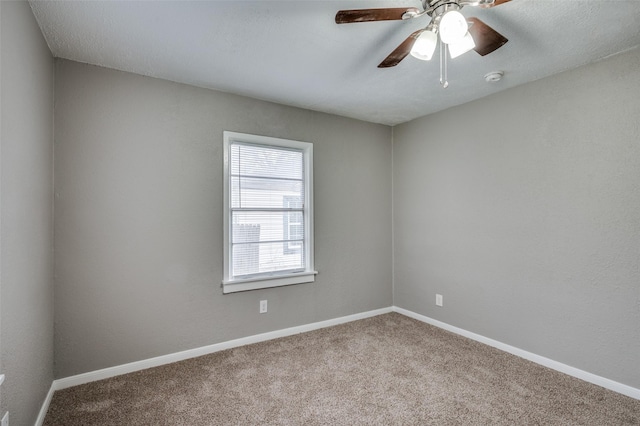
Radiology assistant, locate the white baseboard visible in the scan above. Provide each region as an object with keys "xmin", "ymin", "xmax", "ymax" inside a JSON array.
[
  {"xmin": 392, "ymin": 306, "xmax": 640, "ymax": 401},
  {"xmin": 36, "ymin": 306, "xmax": 391, "ymax": 424},
  {"xmin": 35, "ymin": 382, "xmax": 56, "ymax": 426},
  {"xmin": 36, "ymin": 304, "xmax": 639, "ymax": 424},
  {"xmin": 52, "ymin": 306, "xmax": 392, "ymax": 392}
]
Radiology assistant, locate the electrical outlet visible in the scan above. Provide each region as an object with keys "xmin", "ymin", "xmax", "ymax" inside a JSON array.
[
  {"xmin": 436, "ymin": 294, "xmax": 443, "ymax": 307},
  {"xmin": 259, "ymin": 300, "xmax": 268, "ymax": 314},
  {"xmin": 2, "ymin": 411, "xmax": 9, "ymax": 426}
]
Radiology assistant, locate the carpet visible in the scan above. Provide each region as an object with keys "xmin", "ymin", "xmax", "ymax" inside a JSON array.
[{"xmin": 43, "ymin": 312, "xmax": 640, "ymax": 425}]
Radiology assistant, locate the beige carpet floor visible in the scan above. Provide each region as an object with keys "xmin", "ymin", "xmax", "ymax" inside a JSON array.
[{"xmin": 44, "ymin": 312, "xmax": 640, "ymax": 425}]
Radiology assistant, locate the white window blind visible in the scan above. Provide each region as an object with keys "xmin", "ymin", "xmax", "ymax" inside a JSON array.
[{"xmin": 223, "ymin": 132, "xmax": 315, "ymax": 293}]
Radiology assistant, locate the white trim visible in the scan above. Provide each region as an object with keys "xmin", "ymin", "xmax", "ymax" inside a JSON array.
[
  {"xmin": 35, "ymin": 382, "xmax": 56, "ymax": 426},
  {"xmin": 51, "ymin": 307, "xmax": 392, "ymax": 391},
  {"xmin": 392, "ymin": 306, "xmax": 640, "ymax": 401},
  {"xmin": 222, "ymin": 271, "xmax": 318, "ymax": 293},
  {"xmin": 36, "ymin": 304, "xmax": 639, "ymax": 422}
]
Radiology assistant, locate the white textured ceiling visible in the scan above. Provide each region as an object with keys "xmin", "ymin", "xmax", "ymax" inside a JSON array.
[{"xmin": 29, "ymin": 0, "xmax": 640, "ymax": 126}]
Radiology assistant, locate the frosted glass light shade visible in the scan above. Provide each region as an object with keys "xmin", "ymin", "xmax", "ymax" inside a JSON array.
[
  {"xmin": 439, "ymin": 10, "xmax": 468, "ymax": 44},
  {"xmin": 410, "ymin": 30, "xmax": 438, "ymax": 61},
  {"xmin": 448, "ymin": 31, "xmax": 476, "ymax": 58}
]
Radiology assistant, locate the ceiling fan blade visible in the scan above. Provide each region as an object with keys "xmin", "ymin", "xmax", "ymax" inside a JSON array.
[
  {"xmin": 467, "ymin": 17, "xmax": 508, "ymax": 56},
  {"xmin": 480, "ymin": 0, "xmax": 512, "ymax": 8},
  {"xmin": 378, "ymin": 30, "xmax": 424, "ymax": 68},
  {"xmin": 336, "ymin": 7, "xmax": 420, "ymax": 24}
]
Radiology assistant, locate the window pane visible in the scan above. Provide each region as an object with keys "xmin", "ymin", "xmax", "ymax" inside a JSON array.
[
  {"xmin": 232, "ymin": 211, "xmax": 304, "ymax": 243},
  {"xmin": 231, "ymin": 176, "xmax": 303, "ymax": 209},
  {"xmin": 232, "ymin": 241, "xmax": 304, "ymax": 277},
  {"xmin": 231, "ymin": 143, "xmax": 303, "ymax": 180}
]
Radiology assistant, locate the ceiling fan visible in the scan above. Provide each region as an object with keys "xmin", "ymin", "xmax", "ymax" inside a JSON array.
[{"xmin": 336, "ymin": 0, "xmax": 511, "ymax": 84}]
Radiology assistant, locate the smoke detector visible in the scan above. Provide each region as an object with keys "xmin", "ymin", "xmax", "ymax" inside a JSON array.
[{"xmin": 484, "ymin": 71, "xmax": 504, "ymax": 82}]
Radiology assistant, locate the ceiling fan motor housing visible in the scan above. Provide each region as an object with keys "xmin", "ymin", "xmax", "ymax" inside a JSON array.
[{"xmin": 428, "ymin": 1, "xmax": 463, "ymax": 18}]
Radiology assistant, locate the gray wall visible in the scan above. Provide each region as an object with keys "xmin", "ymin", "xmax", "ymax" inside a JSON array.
[
  {"xmin": 1, "ymin": 1, "xmax": 55, "ymax": 425},
  {"xmin": 7, "ymin": 5, "xmax": 636, "ymax": 411},
  {"xmin": 54, "ymin": 59, "xmax": 392, "ymax": 378},
  {"xmin": 393, "ymin": 47, "xmax": 640, "ymax": 389}
]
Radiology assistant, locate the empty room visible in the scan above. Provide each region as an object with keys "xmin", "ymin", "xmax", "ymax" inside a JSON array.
[{"xmin": 1, "ymin": 0, "xmax": 639, "ymax": 425}]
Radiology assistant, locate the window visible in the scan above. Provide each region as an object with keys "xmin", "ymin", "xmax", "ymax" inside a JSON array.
[
  {"xmin": 222, "ymin": 131, "xmax": 316, "ymax": 293},
  {"xmin": 283, "ymin": 196, "xmax": 303, "ymax": 254}
]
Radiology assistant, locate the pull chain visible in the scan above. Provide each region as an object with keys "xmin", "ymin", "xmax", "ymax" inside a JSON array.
[{"xmin": 439, "ymin": 38, "xmax": 449, "ymax": 89}]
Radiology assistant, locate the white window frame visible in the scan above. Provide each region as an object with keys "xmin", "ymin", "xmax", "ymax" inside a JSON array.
[{"xmin": 222, "ymin": 131, "xmax": 316, "ymax": 294}]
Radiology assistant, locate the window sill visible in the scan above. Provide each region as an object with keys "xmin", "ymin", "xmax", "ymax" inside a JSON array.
[{"xmin": 222, "ymin": 271, "xmax": 318, "ymax": 294}]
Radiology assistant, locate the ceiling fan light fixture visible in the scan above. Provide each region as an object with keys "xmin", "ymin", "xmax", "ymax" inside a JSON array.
[
  {"xmin": 439, "ymin": 10, "xmax": 468, "ymax": 44},
  {"xmin": 410, "ymin": 30, "xmax": 438, "ymax": 61},
  {"xmin": 448, "ymin": 31, "xmax": 476, "ymax": 58}
]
